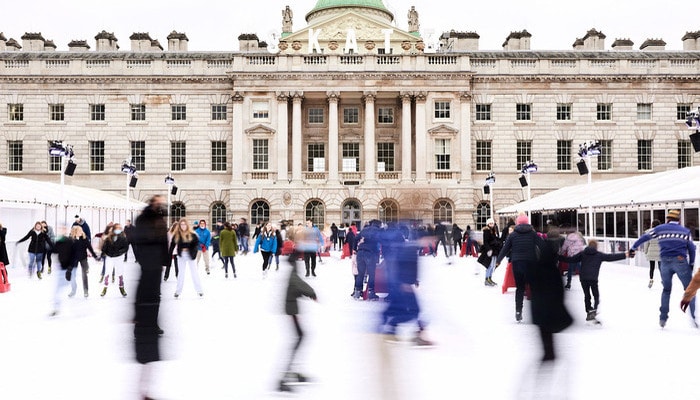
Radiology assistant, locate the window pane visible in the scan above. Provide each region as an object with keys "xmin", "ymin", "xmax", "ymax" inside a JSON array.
[
  {"xmin": 171, "ymin": 141, "xmax": 186, "ymax": 171},
  {"xmin": 516, "ymin": 103, "xmax": 531, "ymax": 121},
  {"xmin": 597, "ymin": 140, "xmax": 612, "ymax": 170},
  {"xmin": 171, "ymin": 104, "xmax": 186, "ymax": 121},
  {"xmin": 211, "ymin": 104, "xmax": 227, "ymax": 121},
  {"xmin": 516, "ymin": 141, "xmax": 532, "ymax": 170},
  {"xmin": 377, "ymin": 143, "xmax": 394, "ymax": 172},
  {"xmin": 678, "ymin": 140, "xmax": 692, "ymax": 168},
  {"xmin": 307, "ymin": 143, "xmax": 325, "ymax": 172},
  {"xmin": 211, "ymin": 202, "xmax": 226, "ymax": 227},
  {"xmin": 8, "ymin": 140, "xmax": 23, "ymax": 171},
  {"xmin": 434, "ymin": 101, "xmax": 450, "ymax": 119},
  {"xmin": 131, "ymin": 141, "xmax": 146, "ymax": 171},
  {"xmin": 342, "ymin": 143, "xmax": 359, "ymax": 171},
  {"xmin": 636, "ymin": 103, "xmax": 652, "ymax": 120},
  {"xmin": 253, "ymin": 139, "xmax": 269, "ymax": 170},
  {"xmin": 90, "ymin": 104, "xmax": 105, "ymax": 121},
  {"xmin": 131, "ymin": 104, "xmax": 146, "ymax": 121},
  {"xmin": 305, "ymin": 200, "xmax": 325, "ymax": 227},
  {"xmin": 475, "ymin": 104, "xmax": 491, "ymax": 121},
  {"xmin": 596, "ymin": 103, "xmax": 612, "ymax": 121},
  {"xmin": 49, "ymin": 104, "xmax": 64, "ymax": 121},
  {"xmin": 556, "ymin": 140, "xmax": 572, "ymax": 171},
  {"xmin": 475, "ymin": 140, "xmax": 492, "ymax": 171},
  {"xmin": 637, "ymin": 140, "xmax": 653, "ymax": 170},
  {"xmin": 378, "ymin": 199, "xmax": 399, "ymax": 223},
  {"xmin": 8, "ymin": 104, "xmax": 23, "ymax": 121},
  {"xmin": 343, "ymin": 107, "xmax": 359, "ymax": 124},
  {"xmin": 211, "ymin": 141, "xmax": 227, "ymax": 171},
  {"xmin": 378, "ymin": 107, "xmax": 394, "ymax": 124},
  {"xmin": 250, "ymin": 200, "xmax": 270, "ymax": 225},
  {"xmin": 435, "ymin": 139, "xmax": 450, "ymax": 170},
  {"xmin": 677, "ymin": 103, "xmax": 692, "ymax": 121},
  {"xmin": 308, "ymin": 108, "xmax": 324, "ymax": 124},
  {"xmin": 556, "ymin": 103, "xmax": 572, "ymax": 121},
  {"xmin": 433, "ymin": 200, "xmax": 453, "ymax": 224},
  {"xmin": 89, "ymin": 141, "xmax": 105, "ymax": 171}
]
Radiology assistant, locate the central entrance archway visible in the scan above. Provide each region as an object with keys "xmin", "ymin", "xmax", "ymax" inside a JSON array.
[{"xmin": 342, "ymin": 199, "xmax": 362, "ymax": 228}]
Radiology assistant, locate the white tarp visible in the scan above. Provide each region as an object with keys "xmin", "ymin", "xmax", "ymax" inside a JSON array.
[{"xmin": 497, "ymin": 166, "xmax": 700, "ymax": 215}]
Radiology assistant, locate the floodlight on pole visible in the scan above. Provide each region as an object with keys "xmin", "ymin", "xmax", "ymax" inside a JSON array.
[
  {"xmin": 520, "ymin": 161, "xmax": 538, "ymax": 219},
  {"xmin": 686, "ymin": 109, "xmax": 700, "ymax": 152},
  {"xmin": 121, "ymin": 158, "xmax": 137, "ymax": 218},
  {"xmin": 165, "ymin": 173, "xmax": 176, "ymax": 223},
  {"xmin": 578, "ymin": 141, "xmax": 602, "ymax": 237},
  {"xmin": 485, "ymin": 172, "xmax": 495, "ymax": 221},
  {"xmin": 48, "ymin": 141, "xmax": 76, "ymax": 220}
]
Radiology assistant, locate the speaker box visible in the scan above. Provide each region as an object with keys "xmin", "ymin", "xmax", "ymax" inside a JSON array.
[
  {"xmin": 483, "ymin": 185, "xmax": 490, "ymax": 194},
  {"xmin": 64, "ymin": 161, "xmax": 76, "ymax": 176},
  {"xmin": 129, "ymin": 176, "xmax": 138, "ymax": 188},
  {"xmin": 690, "ymin": 132, "xmax": 700, "ymax": 153},
  {"xmin": 519, "ymin": 175, "xmax": 528, "ymax": 187},
  {"xmin": 577, "ymin": 159, "xmax": 589, "ymax": 175},
  {"xmin": 171, "ymin": 185, "xmax": 178, "ymax": 195}
]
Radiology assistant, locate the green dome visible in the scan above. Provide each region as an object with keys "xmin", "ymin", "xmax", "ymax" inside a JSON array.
[{"xmin": 306, "ymin": 0, "xmax": 393, "ymax": 22}]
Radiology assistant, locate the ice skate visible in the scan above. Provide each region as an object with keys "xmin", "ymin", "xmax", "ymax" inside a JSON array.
[
  {"xmin": 119, "ymin": 286, "xmax": 127, "ymax": 297},
  {"xmin": 516, "ymin": 311, "xmax": 523, "ymax": 322},
  {"xmin": 648, "ymin": 279, "xmax": 653, "ymax": 288}
]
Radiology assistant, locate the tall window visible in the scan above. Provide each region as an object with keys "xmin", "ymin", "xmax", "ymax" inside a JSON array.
[
  {"xmin": 305, "ymin": 200, "xmax": 325, "ymax": 227},
  {"xmin": 308, "ymin": 108, "xmax": 324, "ymax": 124},
  {"xmin": 677, "ymin": 103, "xmax": 692, "ymax": 121},
  {"xmin": 171, "ymin": 104, "xmax": 186, "ymax": 121},
  {"xmin": 636, "ymin": 103, "xmax": 652, "ymax": 120},
  {"xmin": 8, "ymin": 104, "xmax": 23, "ymax": 121},
  {"xmin": 556, "ymin": 140, "xmax": 572, "ymax": 171},
  {"xmin": 252, "ymin": 101, "xmax": 269, "ymax": 120},
  {"xmin": 8, "ymin": 141, "xmax": 23, "ymax": 172},
  {"xmin": 435, "ymin": 139, "xmax": 451, "ymax": 170},
  {"xmin": 171, "ymin": 141, "xmax": 186, "ymax": 171},
  {"xmin": 475, "ymin": 104, "xmax": 491, "ymax": 121},
  {"xmin": 516, "ymin": 103, "xmax": 531, "ymax": 121},
  {"xmin": 170, "ymin": 202, "xmax": 186, "ymax": 226},
  {"xmin": 378, "ymin": 107, "xmax": 394, "ymax": 124},
  {"xmin": 475, "ymin": 140, "xmax": 492, "ymax": 171},
  {"xmin": 307, "ymin": 143, "xmax": 325, "ymax": 172},
  {"xmin": 597, "ymin": 140, "xmax": 612, "ymax": 171},
  {"xmin": 378, "ymin": 199, "xmax": 399, "ymax": 223},
  {"xmin": 678, "ymin": 140, "xmax": 693, "ymax": 168},
  {"xmin": 211, "ymin": 104, "xmax": 227, "ymax": 121},
  {"xmin": 49, "ymin": 104, "xmax": 65, "ymax": 121},
  {"xmin": 89, "ymin": 140, "xmax": 105, "ymax": 171},
  {"xmin": 90, "ymin": 104, "xmax": 105, "ymax": 121},
  {"xmin": 516, "ymin": 140, "xmax": 532, "ymax": 170},
  {"xmin": 475, "ymin": 202, "xmax": 490, "ymax": 230},
  {"xmin": 130, "ymin": 103, "xmax": 146, "ymax": 121},
  {"xmin": 637, "ymin": 140, "xmax": 653, "ymax": 171},
  {"xmin": 343, "ymin": 107, "xmax": 359, "ymax": 124},
  {"xmin": 48, "ymin": 141, "xmax": 61, "ymax": 172},
  {"xmin": 250, "ymin": 200, "xmax": 270, "ymax": 225},
  {"xmin": 342, "ymin": 143, "xmax": 359, "ymax": 171},
  {"xmin": 433, "ymin": 199, "xmax": 453, "ymax": 224},
  {"xmin": 377, "ymin": 143, "xmax": 394, "ymax": 172},
  {"xmin": 211, "ymin": 141, "xmax": 227, "ymax": 171},
  {"xmin": 211, "ymin": 202, "xmax": 227, "ymax": 226},
  {"xmin": 434, "ymin": 101, "xmax": 451, "ymax": 119},
  {"xmin": 596, "ymin": 103, "xmax": 612, "ymax": 121},
  {"xmin": 131, "ymin": 141, "xmax": 146, "ymax": 171},
  {"xmin": 556, "ymin": 103, "xmax": 572, "ymax": 121},
  {"xmin": 252, "ymin": 139, "xmax": 268, "ymax": 170}
]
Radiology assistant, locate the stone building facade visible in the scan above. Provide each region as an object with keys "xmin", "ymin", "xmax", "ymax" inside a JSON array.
[{"xmin": 0, "ymin": 0, "xmax": 698, "ymax": 230}]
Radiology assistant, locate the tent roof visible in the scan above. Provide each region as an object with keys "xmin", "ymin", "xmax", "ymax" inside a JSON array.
[
  {"xmin": 0, "ymin": 175, "xmax": 145, "ymax": 211},
  {"xmin": 497, "ymin": 167, "xmax": 700, "ymax": 215}
]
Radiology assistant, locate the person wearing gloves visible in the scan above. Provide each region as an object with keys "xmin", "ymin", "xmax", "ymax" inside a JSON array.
[
  {"xmin": 100, "ymin": 223, "xmax": 130, "ymax": 297},
  {"xmin": 631, "ymin": 209, "xmax": 696, "ymax": 328},
  {"xmin": 253, "ymin": 221, "xmax": 278, "ymax": 278}
]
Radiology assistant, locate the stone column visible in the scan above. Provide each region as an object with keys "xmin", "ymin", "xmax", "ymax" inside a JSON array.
[
  {"xmin": 231, "ymin": 91, "xmax": 244, "ymax": 183},
  {"xmin": 276, "ymin": 92, "xmax": 290, "ymax": 182},
  {"xmin": 459, "ymin": 91, "xmax": 472, "ymax": 183},
  {"xmin": 414, "ymin": 91, "xmax": 427, "ymax": 182},
  {"xmin": 291, "ymin": 91, "xmax": 304, "ymax": 182},
  {"xmin": 363, "ymin": 91, "xmax": 376, "ymax": 182},
  {"xmin": 400, "ymin": 92, "xmax": 413, "ymax": 182},
  {"xmin": 327, "ymin": 91, "xmax": 340, "ymax": 182}
]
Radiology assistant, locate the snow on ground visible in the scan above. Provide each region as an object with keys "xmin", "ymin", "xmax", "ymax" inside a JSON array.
[{"xmin": 1, "ymin": 249, "xmax": 699, "ymax": 399}]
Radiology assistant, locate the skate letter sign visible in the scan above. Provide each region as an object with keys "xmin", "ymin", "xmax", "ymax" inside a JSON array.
[{"xmin": 267, "ymin": 28, "xmax": 395, "ymax": 54}]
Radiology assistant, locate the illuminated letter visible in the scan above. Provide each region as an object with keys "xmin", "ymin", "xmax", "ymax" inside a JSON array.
[
  {"xmin": 344, "ymin": 29, "xmax": 358, "ymax": 54},
  {"xmin": 381, "ymin": 29, "xmax": 393, "ymax": 52},
  {"xmin": 308, "ymin": 29, "xmax": 321, "ymax": 53}
]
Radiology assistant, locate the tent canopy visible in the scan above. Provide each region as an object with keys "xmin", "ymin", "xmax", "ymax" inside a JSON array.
[
  {"xmin": 0, "ymin": 175, "xmax": 145, "ymax": 211},
  {"xmin": 497, "ymin": 166, "xmax": 700, "ymax": 215}
]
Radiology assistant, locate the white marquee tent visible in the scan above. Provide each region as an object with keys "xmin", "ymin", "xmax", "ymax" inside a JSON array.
[
  {"xmin": 0, "ymin": 175, "xmax": 145, "ymax": 243},
  {"xmin": 497, "ymin": 166, "xmax": 700, "ymax": 215}
]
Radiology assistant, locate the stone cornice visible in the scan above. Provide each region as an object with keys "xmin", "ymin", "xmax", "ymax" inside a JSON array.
[
  {"xmin": 0, "ymin": 76, "xmax": 230, "ymax": 85},
  {"xmin": 230, "ymin": 72, "xmax": 475, "ymax": 81},
  {"xmin": 471, "ymin": 74, "xmax": 700, "ymax": 83}
]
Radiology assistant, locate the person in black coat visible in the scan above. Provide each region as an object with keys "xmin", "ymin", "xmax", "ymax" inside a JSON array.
[
  {"xmin": 49, "ymin": 226, "xmax": 75, "ymax": 317},
  {"xmin": 560, "ymin": 239, "xmax": 628, "ymax": 323},
  {"xmin": 478, "ymin": 218, "xmax": 501, "ymax": 286},
  {"xmin": 274, "ymin": 225, "xmax": 284, "ymax": 270},
  {"xmin": 68, "ymin": 225, "xmax": 99, "ymax": 298},
  {"xmin": 130, "ymin": 195, "xmax": 170, "ymax": 400},
  {"xmin": 17, "ymin": 221, "xmax": 53, "ymax": 279},
  {"xmin": 0, "ymin": 223, "xmax": 10, "ymax": 267},
  {"xmin": 451, "ymin": 223, "xmax": 463, "ymax": 256}
]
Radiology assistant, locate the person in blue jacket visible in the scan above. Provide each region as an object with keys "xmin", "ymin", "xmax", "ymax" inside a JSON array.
[
  {"xmin": 631, "ymin": 209, "xmax": 697, "ymax": 328},
  {"xmin": 254, "ymin": 221, "xmax": 278, "ymax": 278},
  {"xmin": 194, "ymin": 220, "xmax": 212, "ymax": 275}
]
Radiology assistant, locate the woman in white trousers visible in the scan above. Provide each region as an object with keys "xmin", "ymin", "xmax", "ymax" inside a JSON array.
[{"xmin": 169, "ymin": 218, "xmax": 204, "ymax": 298}]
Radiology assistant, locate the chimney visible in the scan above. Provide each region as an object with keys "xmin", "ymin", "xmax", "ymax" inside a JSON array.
[
  {"xmin": 150, "ymin": 39, "xmax": 163, "ymax": 51},
  {"xmin": 682, "ymin": 31, "xmax": 699, "ymax": 51},
  {"xmin": 440, "ymin": 30, "xmax": 480, "ymax": 52},
  {"xmin": 95, "ymin": 30, "xmax": 118, "ymax": 51},
  {"xmin": 611, "ymin": 38, "xmax": 634, "ymax": 51},
  {"xmin": 5, "ymin": 38, "xmax": 21, "ymax": 51},
  {"xmin": 582, "ymin": 29, "xmax": 605, "ymax": 50},
  {"xmin": 44, "ymin": 39, "xmax": 57, "ymax": 51},
  {"xmin": 572, "ymin": 38, "xmax": 584, "ymax": 50},
  {"xmin": 21, "ymin": 32, "xmax": 46, "ymax": 51},
  {"xmin": 640, "ymin": 38, "xmax": 666, "ymax": 51},
  {"xmin": 167, "ymin": 31, "xmax": 189, "ymax": 51},
  {"xmin": 238, "ymin": 33, "xmax": 261, "ymax": 52},
  {"xmin": 68, "ymin": 40, "xmax": 91, "ymax": 52},
  {"xmin": 0, "ymin": 32, "xmax": 6, "ymax": 51},
  {"xmin": 502, "ymin": 30, "xmax": 531, "ymax": 50},
  {"xmin": 129, "ymin": 32, "xmax": 153, "ymax": 52}
]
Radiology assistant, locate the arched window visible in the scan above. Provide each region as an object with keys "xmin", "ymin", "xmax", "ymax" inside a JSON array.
[
  {"xmin": 250, "ymin": 200, "xmax": 270, "ymax": 225},
  {"xmin": 342, "ymin": 199, "xmax": 362, "ymax": 228},
  {"xmin": 433, "ymin": 199, "xmax": 453, "ymax": 225},
  {"xmin": 211, "ymin": 202, "xmax": 227, "ymax": 226},
  {"xmin": 305, "ymin": 199, "xmax": 325, "ymax": 227},
  {"xmin": 378, "ymin": 199, "xmax": 399, "ymax": 223},
  {"xmin": 475, "ymin": 201, "xmax": 491, "ymax": 230},
  {"xmin": 170, "ymin": 201, "xmax": 186, "ymax": 226}
]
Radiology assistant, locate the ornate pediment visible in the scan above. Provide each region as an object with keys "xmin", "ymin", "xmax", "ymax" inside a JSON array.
[
  {"xmin": 427, "ymin": 124, "xmax": 459, "ymax": 137},
  {"xmin": 245, "ymin": 124, "xmax": 276, "ymax": 136}
]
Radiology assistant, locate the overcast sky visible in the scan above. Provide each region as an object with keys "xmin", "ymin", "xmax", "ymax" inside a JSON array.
[{"xmin": 3, "ymin": 0, "xmax": 694, "ymax": 52}]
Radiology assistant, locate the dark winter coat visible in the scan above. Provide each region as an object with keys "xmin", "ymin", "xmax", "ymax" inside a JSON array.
[
  {"xmin": 132, "ymin": 205, "xmax": 170, "ymax": 268},
  {"xmin": 72, "ymin": 236, "xmax": 98, "ymax": 264},
  {"xmin": 101, "ymin": 235, "xmax": 130, "ymax": 258},
  {"xmin": 0, "ymin": 227, "xmax": 9, "ymax": 266},
  {"xmin": 169, "ymin": 234, "xmax": 200, "ymax": 259},
  {"xmin": 452, "ymin": 226, "xmax": 463, "ymax": 242},
  {"xmin": 527, "ymin": 236, "xmax": 573, "ymax": 333},
  {"xmin": 53, "ymin": 236, "xmax": 75, "ymax": 271},
  {"xmin": 496, "ymin": 224, "xmax": 539, "ymax": 265},
  {"xmin": 560, "ymin": 246, "xmax": 626, "ymax": 281},
  {"xmin": 17, "ymin": 229, "xmax": 52, "ymax": 254},
  {"xmin": 477, "ymin": 226, "xmax": 501, "ymax": 268},
  {"xmin": 275, "ymin": 230, "xmax": 284, "ymax": 256},
  {"xmin": 284, "ymin": 266, "xmax": 317, "ymax": 315}
]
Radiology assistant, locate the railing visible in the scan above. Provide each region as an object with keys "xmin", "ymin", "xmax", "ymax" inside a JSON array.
[
  {"xmin": 377, "ymin": 171, "xmax": 399, "ymax": 180},
  {"xmin": 126, "ymin": 60, "xmax": 152, "ymax": 68},
  {"xmin": 551, "ymin": 59, "xmax": 577, "ymax": 69},
  {"xmin": 246, "ymin": 56, "xmax": 276, "ymax": 65},
  {"xmin": 206, "ymin": 59, "xmax": 232, "ymax": 68},
  {"xmin": 430, "ymin": 171, "xmax": 453, "ymax": 180},
  {"xmin": 303, "ymin": 55, "xmax": 327, "ymax": 65},
  {"xmin": 630, "ymin": 59, "xmax": 657, "ymax": 69},
  {"xmin": 339, "ymin": 56, "xmax": 364, "ymax": 65},
  {"xmin": 45, "ymin": 60, "xmax": 70, "ymax": 68},
  {"xmin": 166, "ymin": 59, "xmax": 192, "ymax": 68},
  {"xmin": 340, "ymin": 172, "xmax": 362, "ymax": 181},
  {"xmin": 303, "ymin": 172, "xmax": 327, "ymax": 180},
  {"xmin": 377, "ymin": 56, "xmax": 400, "ymax": 65},
  {"xmin": 471, "ymin": 59, "xmax": 496, "ymax": 69},
  {"xmin": 5, "ymin": 60, "xmax": 29, "ymax": 68},
  {"xmin": 510, "ymin": 59, "xmax": 536, "ymax": 68},
  {"xmin": 86, "ymin": 60, "xmax": 110, "ymax": 68},
  {"xmin": 427, "ymin": 55, "xmax": 458, "ymax": 65},
  {"xmin": 590, "ymin": 60, "xmax": 617, "ymax": 68}
]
